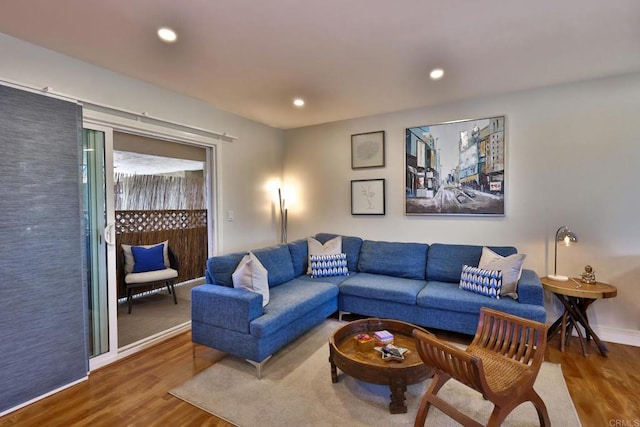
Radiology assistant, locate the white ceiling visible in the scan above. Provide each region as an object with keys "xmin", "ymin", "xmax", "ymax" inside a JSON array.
[{"xmin": 1, "ymin": 1, "xmax": 639, "ymax": 129}]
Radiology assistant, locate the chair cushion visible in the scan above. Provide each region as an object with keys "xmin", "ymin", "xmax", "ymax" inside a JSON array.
[
  {"xmin": 125, "ymin": 268, "xmax": 178, "ymax": 284},
  {"xmin": 122, "ymin": 240, "xmax": 169, "ymax": 273},
  {"xmin": 131, "ymin": 244, "xmax": 166, "ymax": 273}
]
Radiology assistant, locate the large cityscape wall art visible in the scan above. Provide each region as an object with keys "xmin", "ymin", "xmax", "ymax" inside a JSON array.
[{"xmin": 405, "ymin": 116, "xmax": 505, "ymax": 216}]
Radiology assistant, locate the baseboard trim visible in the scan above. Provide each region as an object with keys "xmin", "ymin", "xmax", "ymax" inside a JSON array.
[
  {"xmin": 591, "ymin": 325, "xmax": 640, "ymax": 348},
  {"xmin": 544, "ymin": 300, "xmax": 639, "ymax": 347}
]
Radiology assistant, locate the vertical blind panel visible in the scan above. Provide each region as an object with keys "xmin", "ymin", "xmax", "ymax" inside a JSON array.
[{"xmin": 0, "ymin": 85, "xmax": 88, "ymax": 412}]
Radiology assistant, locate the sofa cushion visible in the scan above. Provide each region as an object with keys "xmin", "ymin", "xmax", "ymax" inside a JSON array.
[
  {"xmin": 426, "ymin": 243, "xmax": 517, "ymax": 283},
  {"xmin": 307, "ymin": 236, "xmax": 342, "ymax": 274},
  {"xmin": 358, "ymin": 240, "xmax": 428, "ymax": 280},
  {"xmin": 295, "ymin": 271, "xmax": 356, "ymax": 285},
  {"xmin": 287, "ymin": 238, "xmax": 308, "ymax": 276},
  {"xmin": 232, "ymin": 253, "xmax": 270, "ymax": 306},
  {"xmin": 479, "ymin": 246, "xmax": 525, "ymax": 299},
  {"xmin": 315, "ymin": 233, "xmax": 363, "ymax": 271},
  {"xmin": 459, "ymin": 265, "xmax": 503, "ymax": 299},
  {"xmin": 252, "ymin": 244, "xmax": 296, "ymax": 287},
  {"xmin": 339, "ymin": 272, "xmax": 426, "ymax": 305},
  {"xmin": 417, "ymin": 280, "xmax": 540, "ymax": 319},
  {"xmin": 249, "ymin": 278, "xmax": 339, "ymax": 338},
  {"xmin": 205, "ymin": 251, "xmax": 247, "ymax": 287}
]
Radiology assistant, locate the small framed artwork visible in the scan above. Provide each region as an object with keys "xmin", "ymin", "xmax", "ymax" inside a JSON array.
[
  {"xmin": 351, "ymin": 179, "xmax": 385, "ymax": 215},
  {"xmin": 351, "ymin": 130, "xmax": 385, "ymax": 169}
]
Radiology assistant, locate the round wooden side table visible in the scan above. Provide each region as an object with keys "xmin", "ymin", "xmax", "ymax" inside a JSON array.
[{"xmin": 540, "ymin": 276, "xmax": 617, "ymax": 357}]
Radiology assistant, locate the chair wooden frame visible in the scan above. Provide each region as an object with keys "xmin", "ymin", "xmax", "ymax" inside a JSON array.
[
  {"xmin": 413, "ymin": 307, "xmax": 550, "ymax": 427},
  {"xmin": 123, "ymin": 246, "xmax": 179, "ymax": 314}
]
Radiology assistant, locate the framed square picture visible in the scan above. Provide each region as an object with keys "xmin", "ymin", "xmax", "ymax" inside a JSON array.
[
  {"xmin": 405, "ymin": 116, "xmax": 505, "ymax": 216},
  {"xmin": 351, "ymin": 179, "xmax": 385, "ymax": 215},
  {"xmin": 351, "ymin": 130, "xmax": 385, "ymax": 169}
]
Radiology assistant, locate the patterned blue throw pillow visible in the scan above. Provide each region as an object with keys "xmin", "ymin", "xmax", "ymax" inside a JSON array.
[
  {"xmin": 459, "ymin": 265, "xmax": 503, "ymax": 299},
  {"xmin": 309, "ymin": 253, "xmax": 349, "ymax": 278}
]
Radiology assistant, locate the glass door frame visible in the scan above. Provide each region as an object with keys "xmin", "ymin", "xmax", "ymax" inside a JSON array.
[
  {"xmin": 83, "ymin": 108, "xmax": 221, "ymax": 370},
  {"xmin": 84, "ymin": 123, "xmax": 118, "ymax": 371}
]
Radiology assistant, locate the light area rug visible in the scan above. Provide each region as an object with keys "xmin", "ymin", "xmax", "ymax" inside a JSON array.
[{"xmin": 171, "ymin": 320, "xmax": 581, "ymax": 427}]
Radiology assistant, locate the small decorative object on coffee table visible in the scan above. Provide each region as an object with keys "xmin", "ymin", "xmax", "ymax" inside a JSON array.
[
  {"xmin": 541, "ymin": 275, "xmax": 617, "ymax": 357},
  {"xmin": 580, "ymin": 265, "xmax": 596, "ymax": 284},
  {"xmin": 373, "ymin": 330, "xmax": 394, "ymax": 345},
  {"xmin": 355, "ymin": 333, "xmax": 375, "ymax": 352},
  {"xmin": 329, "ymin": 318, "xmax": 433, "ymax": 414},
  {"xmin": 375, "ymin": 344, "xmax": 408, "ymax": 362}
]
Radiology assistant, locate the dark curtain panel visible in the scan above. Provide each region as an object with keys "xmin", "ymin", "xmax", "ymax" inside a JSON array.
[{"xmin": 0, "ymin": 85, "xmax": 88, "ymax": 413}]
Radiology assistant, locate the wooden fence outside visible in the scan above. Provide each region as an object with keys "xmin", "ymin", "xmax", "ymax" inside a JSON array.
[{"xmin": 115, "ymin": 209, "xmax": 208, "ymax": 299}]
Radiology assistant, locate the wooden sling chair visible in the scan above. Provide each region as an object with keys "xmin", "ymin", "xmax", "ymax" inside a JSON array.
[{"xmin": 412, "ymin": 307, "xmax": 550, "ymax": 427}]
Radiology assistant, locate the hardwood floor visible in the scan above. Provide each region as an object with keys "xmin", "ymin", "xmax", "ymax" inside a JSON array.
[{"xmin": 1, "ymin": 328, "xmax": 638, "ymax": 426}]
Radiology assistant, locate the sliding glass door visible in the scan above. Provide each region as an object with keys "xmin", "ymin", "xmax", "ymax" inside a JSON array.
[{"xmin": 82, "ymin": 109, "xmax": 218, "ymax": 368}]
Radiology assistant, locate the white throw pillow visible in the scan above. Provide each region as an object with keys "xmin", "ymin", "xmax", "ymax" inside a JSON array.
[
  {"xmin": 307, "ymin": 236, "xmax": 342, "ymax": 275},
  {"xmin": 232, "ymin": 252, "xmax": 269, "ymax": 307},
  {"xmin": 478, "ymin": 246, "xmax": 525, "ymax": 299}
]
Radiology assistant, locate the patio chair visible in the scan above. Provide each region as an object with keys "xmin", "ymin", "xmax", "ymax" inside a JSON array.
[{"xmin": 122, "ymin": 244, "xmax": 179, "ymax": 314}]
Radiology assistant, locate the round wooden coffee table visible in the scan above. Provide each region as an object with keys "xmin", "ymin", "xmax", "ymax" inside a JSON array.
[{"xmin": 328, "ymin": 318, "xmax": 434, "ymax": 414}]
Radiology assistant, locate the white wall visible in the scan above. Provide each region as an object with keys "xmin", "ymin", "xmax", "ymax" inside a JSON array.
[
  {"xmin": 284, "ymin": 72, "xmax": 640, "ymax": 345},
  {"xmin": 0, "ymin": 33, "xmax": 283, "ymax": 253}
]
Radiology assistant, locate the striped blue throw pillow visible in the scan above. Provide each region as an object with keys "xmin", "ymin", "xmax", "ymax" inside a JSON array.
[
  {"xmin": 309, "ymin": 253, "xmax": 349, "ymax": 278},
  {"xmin": 459, "ymin": 265, "xmax": 503, "ymax": 299}
]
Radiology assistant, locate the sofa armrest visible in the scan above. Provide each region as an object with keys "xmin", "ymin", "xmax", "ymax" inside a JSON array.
[
  {"xmin": 191, "ymin": 284, "xmax": 263, "ymax": 334},
  {"xmin": 517, "ymin": 269, "xmax": 544, "ymax": 306}
]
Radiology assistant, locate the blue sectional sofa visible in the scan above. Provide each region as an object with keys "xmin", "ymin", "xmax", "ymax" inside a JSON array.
[{"xmin": 191, "ymin": 233, "xmax": 546, "ymax": 377}]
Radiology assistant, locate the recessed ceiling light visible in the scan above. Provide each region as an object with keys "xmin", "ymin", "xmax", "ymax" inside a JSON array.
[
  {"xmin": 157, "ymin": 27, "xmax": 177, "ymax": 43},
  {"xmin": 430, "ymin": 68, "xmax": 444, "ymax": 80},
  {"xmin": 293, "ymin": 98, "xmax": 305, "ymax": 107}
]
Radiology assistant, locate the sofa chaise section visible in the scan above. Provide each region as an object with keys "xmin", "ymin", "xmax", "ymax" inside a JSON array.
[{"xmin": 191, "ymin": 242, "xmax": 339, "ymax": 378}]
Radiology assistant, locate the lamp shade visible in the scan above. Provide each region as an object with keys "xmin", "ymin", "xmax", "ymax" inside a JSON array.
[
  {"xmin": 549, "ymin": 226, "xmax": 578, "ymax": 281},
  {"xmin": 556, "ymin": 226, "xmax": 578, "ymax": 246}
]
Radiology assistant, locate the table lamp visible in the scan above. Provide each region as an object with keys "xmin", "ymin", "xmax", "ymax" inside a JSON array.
[{"xmin": 548, "ymin": 225, "xmax": 578, "ymax": 281}]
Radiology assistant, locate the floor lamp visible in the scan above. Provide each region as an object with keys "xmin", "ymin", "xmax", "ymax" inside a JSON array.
[
  {"xmin": 278, "ymin": 188, "xmax": 287, "ymax": 243},
  {"xmin": 548, "ymin": 225, "xmax": 578, "ymax": 281}
]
